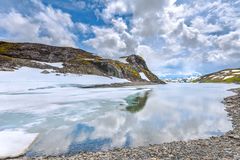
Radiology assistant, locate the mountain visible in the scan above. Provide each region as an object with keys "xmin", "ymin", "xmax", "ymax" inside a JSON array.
[
  {"xmin": 161, "ymin": 73, "xmax": 201, "ymax": 83},
  {"xmin": 194, "ymin": 68, "xmax": 240, "ymax": 83},
  {"xmin": 0, "ymin": 41, "xmax": 165, "ymax": 84}
]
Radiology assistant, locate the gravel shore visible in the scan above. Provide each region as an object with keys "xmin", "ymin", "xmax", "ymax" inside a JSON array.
[{"xmin": 11, "ymin": 88, "xmax": 240, "ymax": 160}]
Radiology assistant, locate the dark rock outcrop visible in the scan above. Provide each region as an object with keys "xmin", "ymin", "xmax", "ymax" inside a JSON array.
[
  {"xmin": 126, "ymin": 55, "xmax": 165, "ymax": 83},
  {"xmin": 0, "ymin": 41, "xmax": 165, "ymax": 83}
]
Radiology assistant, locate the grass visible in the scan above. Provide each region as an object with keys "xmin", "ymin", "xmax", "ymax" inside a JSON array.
[
  {"xmin": 224, "ymin": 76, "xmax": 240, "ymax": 83},
  {"xmin": 195, "ymin": 76, "xmax": 240, "ymax": 83},
  {"xmin": 110, "ymin": 61, "xmax": 141, "ymax": 79},
  {"xmin": 0, "ymin": 42, "xmax": 19, "ymax": 54},
  {"xmin": 0, "ymin": 55, "xmax": 13, "ymax": 62}
]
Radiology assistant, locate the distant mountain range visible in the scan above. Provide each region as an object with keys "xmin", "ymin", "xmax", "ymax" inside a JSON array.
[
  {"xmin": 0, "ymin": 41, "xmax": 165, "ymax": 84},
  {"xmin": 159, "ymin": 73, "xmax": 201, "ymax": 83},
  {"xmin": 194, "ymin": 68, "xmax": 240, "ymax": 83}
]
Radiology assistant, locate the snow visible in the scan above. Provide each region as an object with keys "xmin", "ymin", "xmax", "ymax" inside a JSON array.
[
  {"xmin": 231, "ymin": 70, "xmax": 240, "ymax": 72},
  {"xmin": 223, "ymin": 76, "xmax": 234, "ymax": 80},
  {"xmin": 0, "ymin": 67, "xmax": 129, "ymax": 86},
  {"xmin": 209, "ymin": 75, "xmax": 215, "ymax": 78},
  {"xmin": 0, "ymin": 68, "xmax": 146, "ymax": 157},
  {"xmin": 0, "ymin": 130, "xmax": 38, "ymax": 158},
  {"xmin": 31, "ymin": 61, "xmax": 64, "ymax": 68},
  {"xmin": 0, "ymin": 67, "xmax": 142, "ymax": 157},
  {"xmin": 139, "ymin": 72, "xmax": 149, "ymax": 81},
  {"xmin": 221, "ymin": 71, "xmax": 230, "ymax": 74},
  {"xmin": 44, "ymin": 62, "xmax": 64, "ymax": 68},
  {"xmin": 211, "ymin": 75, "xmax": 224, "ymax": 80},
  {"xmin": 118, "ymin": 57, "xmax": 128, "ymax": 64}
]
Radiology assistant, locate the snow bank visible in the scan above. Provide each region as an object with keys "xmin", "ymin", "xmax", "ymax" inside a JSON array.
[
  {"xmin": 31, "ymin": 60, "xmax": 64, "ymax": 68},
  {"xmin": 44, "ymin": 62, "xmax": 64, "ymax": 68},
  {"xmin": 223, "ymin": 76, "xmax": 234, "ymax": 80},
  {"xmin": 231, "ymin": 70, "xmax": 240, "ymax": 72},
  {"xmin": 0, "ymin": 67, "xmax": 129, "ymax": 84},
  {"xmin": 0, "ymin": 67, "xmax": 129, "ymax": 92},
  {"xmin": 0, "ymin": 130, "xmax": 38, "ymax": 158},
  {"xmin": 139, "ymin": 72, "xmax": 149, "ymax": 81},
  {"xmin": 118, "ymin": 57, "xmax": 128, "ymax": 64}
]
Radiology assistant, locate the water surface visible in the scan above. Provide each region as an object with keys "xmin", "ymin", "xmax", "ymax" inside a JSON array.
[{"xmin": 0, "ymin": 83, "xmax": 238, "ymax": 157}]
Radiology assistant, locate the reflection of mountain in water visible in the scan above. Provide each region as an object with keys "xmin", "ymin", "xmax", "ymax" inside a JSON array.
[
  {"xmin": 0, "ymin": 83, "xmax": 236, "ymax": 157},
  {"xmin": 125, "ymin": 91, "xmax": 150, "ymax": 113}
]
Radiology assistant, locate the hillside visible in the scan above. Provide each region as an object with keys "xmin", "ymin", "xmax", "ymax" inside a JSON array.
[
  {"xmin": 194, "ymin": 68, "xmax": 240, "ymax": 83},
  {"xmin": 0, "ymin": 41, "xmax": 165, "ymax": 84}
]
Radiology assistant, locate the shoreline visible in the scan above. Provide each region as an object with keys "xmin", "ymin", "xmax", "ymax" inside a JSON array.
[
  {"xmin": 9, "ymin": 88, "xmax": 240, "ymax": 160},
  {"xmin": 81, "ymin": 81, "xmax": 161, "ymax": 88}
]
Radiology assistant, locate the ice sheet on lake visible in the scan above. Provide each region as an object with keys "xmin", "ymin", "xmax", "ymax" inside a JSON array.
[
  {"xmin": 0, "ymin": 130, "xmax": 38, "ymax": 158},
  {"xmin": 0, "ymin": 76, "xmax": 239, "ymax": 157}
]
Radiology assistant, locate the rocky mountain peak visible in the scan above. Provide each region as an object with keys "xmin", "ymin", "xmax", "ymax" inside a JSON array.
[
  {"xmin": 125, "ymin": 55, "xmax": 148, "ymax": 72},
  {"xmin": 0, "ymin": 41, "xmax": 166, "ymax": 84}
]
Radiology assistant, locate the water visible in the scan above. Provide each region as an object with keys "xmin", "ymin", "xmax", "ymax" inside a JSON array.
[{"xmin": 0, "ymin": 83, "xmax": 238, "ymax": 157}]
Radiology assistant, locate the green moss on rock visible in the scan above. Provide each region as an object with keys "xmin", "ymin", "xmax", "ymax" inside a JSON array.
[
  {"xmin": 224, "ymin": 76, "xmax": 240, "ymax": 83},
  {"xmin": 0, "ymin": 42, "xmax": 19, "ymax": 54},
  {"xmin": 0, "ymin": 55, "xmax": 13, "ymax": 62}
]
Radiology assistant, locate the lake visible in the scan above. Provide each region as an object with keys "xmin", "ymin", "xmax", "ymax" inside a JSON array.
[{"xmin": 0, "ymin": 83, "xmax": 238, "ymax": 157}]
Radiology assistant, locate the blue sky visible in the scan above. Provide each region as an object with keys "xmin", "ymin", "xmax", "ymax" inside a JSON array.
[{"xmin": 0, "ymin": 0, "xmax": 239, "ymax": 77}]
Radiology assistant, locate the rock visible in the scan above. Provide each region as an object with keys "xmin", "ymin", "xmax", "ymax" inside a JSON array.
[
  {"xmin": 228, "ymin": 134, "xmax": 240, "ymax": 139},
  {"xmin": 0, "ymin": 41, "xmax": 166, "ymax": 83},
  {"xmin": 41, "ymin": 70, "xmax": 50, "ymax": 74},
  {"xmin": 125, "ymin": 55, "xmax": 166, "ymax": 84}
]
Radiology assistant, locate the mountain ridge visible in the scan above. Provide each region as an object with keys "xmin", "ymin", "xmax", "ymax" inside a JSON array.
[
  {"xmin": 194, "ymin": 68, "xmax": 240, "ymax": 83},
  {"xmin": 0, "ymin": 41, "xmax": 165, "ymax": 84}
]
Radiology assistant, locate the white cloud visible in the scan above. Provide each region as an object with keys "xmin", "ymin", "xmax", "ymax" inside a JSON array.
[
  {"xmin": 0, "ymin": 1, "xmax": 77, "ymax": 47},
  {"xmin": 131, "ymin": 0, "xmax": 176, "ymax": 16},
  {"xmin": 83, "ymin": 27, "xmax": 127, "ymax": 57},
  {"xmin": 0, "ymin": 0, "xmax": 240, "ymax": 76},
  {"xmin": 208, "ymin": 30, "xmax": 240, "ymax": 64},
  {"xmin": 172, "ymin": 22, "xmax": 210, "ymax": 49},
  {"xmin": 111, "ymin": 18, "xmax": 127, "ymax": 32},
  {"xmin": 191, "ymin": 16, "xmax": 222, "ymax": 34},
  {"xmin": 215, "ymin": 31, "xmax": 240, "ymax": 51},
  {"xmin": 90, "ymin": 0, "xmax": 240, "ymax": 75},
  {"xmin": 102, "ymin": 0, "xmax": 129, "ymax": 21},
  {"xmin": 0, "ymin": 11, "xmax": 39, "ymax": 41},
  {"xmin": 34, "ymin": 4, "xmax": 77, "ymax": 47},
  {"xmin": 76, "ymin": 22, "xmax": 90, "ymax": 34}
]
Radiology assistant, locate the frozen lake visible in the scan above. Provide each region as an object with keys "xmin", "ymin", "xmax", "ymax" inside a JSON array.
[{"xmin": 0, "ymin": 80, "xmax": 238, "ymax": 157}]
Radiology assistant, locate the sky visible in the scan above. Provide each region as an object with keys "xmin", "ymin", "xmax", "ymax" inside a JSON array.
[{"xmin": 0, "ymin": 0, "xmax": 239, "ymax": 78}]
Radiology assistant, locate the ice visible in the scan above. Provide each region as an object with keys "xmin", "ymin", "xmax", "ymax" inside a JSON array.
[
  {"xmin": 0, "ymin": 130, "xmax": 38, "ymax": 158},
  {"xmin": 0, "ymin": 70, "xmax": 239, "ymax": 157}
]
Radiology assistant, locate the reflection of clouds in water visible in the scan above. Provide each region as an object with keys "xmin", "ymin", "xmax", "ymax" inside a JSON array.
[
  {"xmin": 4, "ymin": 83, "xmax": 238, "ymax": 156},
  {"xmin": 27, "ymin": 126, "xmax": 73, "ymax": 156},
  {"xmin": 86, "ymin": 84, "xmax": 233, "ymax": 149},
  {"xmin": 89, "ymin": 112, "xmax": 134, "ymax": 148}
]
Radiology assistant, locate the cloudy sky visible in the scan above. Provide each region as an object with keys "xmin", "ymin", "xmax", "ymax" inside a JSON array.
[{"xmin": 0, "ymin": 0, "xmax": 239, "ymax": 78}]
